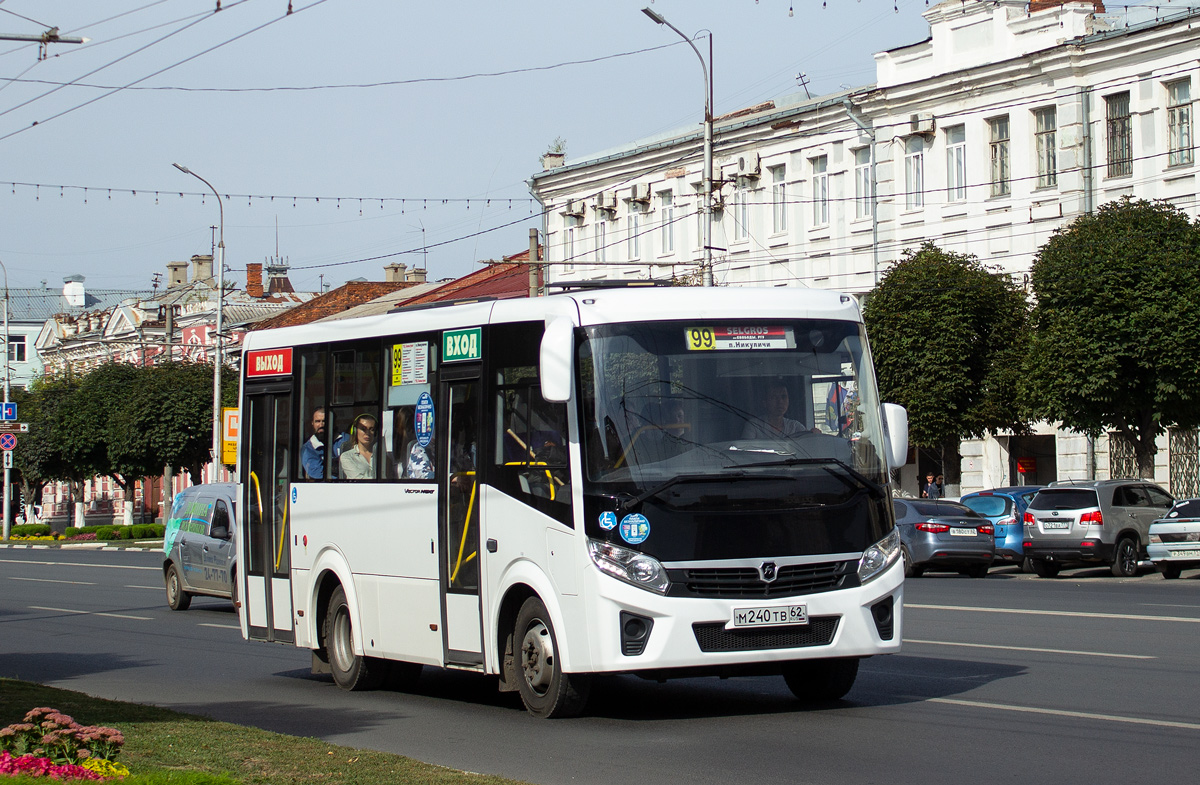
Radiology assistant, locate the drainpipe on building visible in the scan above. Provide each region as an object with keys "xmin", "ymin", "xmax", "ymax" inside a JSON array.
[
  {"xmin": 1081, "ymin": 85, "xmax": 1096, "ymax": 480},
  {"xmin": 529, "ymin": 183, "xmax": 548, "ymax": 296},
  {"xmin": 842, "ymin": 99, "xmax": 879, "ymax": 288}
]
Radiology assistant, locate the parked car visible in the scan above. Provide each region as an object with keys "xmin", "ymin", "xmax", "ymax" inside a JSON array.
[
  {"xmin": 893, "ymin": 499, "xmax": 995, "ymax": 578},
  {"xmin": 162, "ymin": 483, "xmax": 239, "ymax": 610},
  {"xmin": 1022, "ymin": 479, "xmax": 1174, "ymax": 578},
  {"xmin": 1148, "ymin": 498, "xmax": 1200, "ymax": 579},
  {"xmin": 960, "ymin": 486, "xmax": 1045, "ymax": 571}
]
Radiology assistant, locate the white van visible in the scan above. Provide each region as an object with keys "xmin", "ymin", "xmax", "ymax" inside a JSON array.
[{"xmin": 162, "ymin": 483, "xmax": 239, "ymax": 610}]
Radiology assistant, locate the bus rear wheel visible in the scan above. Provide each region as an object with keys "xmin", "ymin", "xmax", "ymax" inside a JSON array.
[
  {"xmin": 782, "ymin": 658, "xmax": 859, "ymax": 702},
  {"xmin": 514, "ymin": 597, "xmax": 590, "ymax": 718},
  {"xmin": 325, "ymin": 586, "xmax": 384, "ymax": 691}
]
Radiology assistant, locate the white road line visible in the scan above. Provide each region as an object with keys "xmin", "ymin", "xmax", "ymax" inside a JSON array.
[
  {"xmin": 905, "ymin": 639, "xmax": 1154, "ymax": 659},
  {"xmin": 0, "ymin": 558, "xmax": 158, "ymax": 572},
  {"xmin": 907, "ymin": 603, "xmax": 1200, "ymax": 623},
  {"xmin": 29, "ymin": 605, "xmax": 153, "ymax": 621},
  {"xmin": 929, "ymin": 698, "xmax": 1200, "ymax": 731},
  {"xmin": 125, "ymin": 585, "xmax": 162, "ymax": 590},
  {"xmin": 9, "ymin": 577, "xmax": 96, "ymax": 586},
  {"xmin": 198, "ymin": 623, "xmax": 240, "ymax": 630}
]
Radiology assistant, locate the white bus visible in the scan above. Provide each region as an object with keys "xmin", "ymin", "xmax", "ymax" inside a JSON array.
[{"xmin": 235, "ymin": 284, "xmax": 909, "ymax": 718}]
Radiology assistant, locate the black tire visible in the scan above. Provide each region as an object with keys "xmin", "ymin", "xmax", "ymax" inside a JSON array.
[
  {"xmin": 963, "ymin": 563, "xmax": 989, "ymax": 579},
  {"xmin": 165, "ymin": 563, "xmax": 191, "ymax": 611},
  {"xmin": 514, "ymin": 596, "xmax": 590, "ymax": 718},
  {"xmin": 1030, "ymin": 558, "xmax": 1060, "ymax": 578},
  {"xmin": 783, "ymin": 658, "xmax": 860, "ymax": 702},
  {"xmin": 902, "ymin": 547, "xmax": 924, "ymax": 578},
  {"xmin": 1020, "ymin": 556, "xmax": 1034, "ymax": 573},
  {"xmin": 1111, "ymin": 537, "xmax": 1139, "ymax": 577},
  {"xmin": 324, "ymin": 586, "xmax": 384, "ymax": 691},
  {"xmin": 1162, "ymin": 563, "xmax": 1183, "ymax": 580}
]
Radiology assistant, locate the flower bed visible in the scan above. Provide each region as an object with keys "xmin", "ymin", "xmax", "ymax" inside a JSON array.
[{"xmin": 0, "ymin": 708, "xmax": 126, "ymax": 781}]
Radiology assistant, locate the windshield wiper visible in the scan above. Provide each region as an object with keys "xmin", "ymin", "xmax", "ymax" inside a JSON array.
[
  {"xmin": 619, "ymin": 472, "xmax": 790, "ymax": 511},
  {"xmin": 723, "ymin": 455, "xmax": 886, "ymax": 499}
]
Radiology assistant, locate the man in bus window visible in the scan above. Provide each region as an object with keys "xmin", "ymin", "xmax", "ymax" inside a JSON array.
[
  {"xmin": 301, "ymin": 407, "xmax": 347, "ymax": 480},
  {"xmin": 741, "ymin": 380, "xmax": 805, "ymax": 439}
]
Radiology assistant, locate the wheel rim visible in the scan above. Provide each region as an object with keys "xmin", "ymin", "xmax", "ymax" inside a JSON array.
[
  {"xmin": 167, "ymin": 572, "xmax": 179, "ymax": 603},
  {"xmin": 520, "ymin": 619, "xmax": 554, "ymax": 695},
  {"xmin": 1118, "ymin": 541, "xmax": 1136, "ymax": 574},
  {"xmin": 331, "ymin": 608, "xmax": 355, "ymax": 673}
]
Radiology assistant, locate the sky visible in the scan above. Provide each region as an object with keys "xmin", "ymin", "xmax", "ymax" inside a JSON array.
[{"xmin": 0, "ymin": 0, "xmax": 935, "ymax": 295}]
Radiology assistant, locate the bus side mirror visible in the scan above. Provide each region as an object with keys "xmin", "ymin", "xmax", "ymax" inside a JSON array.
[
  {"xmin": 540, "ymin": 318, "xmax": 574, "ymax": 403},
  {"xmin": 880, "ymin": 403, "xmax": 908, "ymax": 469}
]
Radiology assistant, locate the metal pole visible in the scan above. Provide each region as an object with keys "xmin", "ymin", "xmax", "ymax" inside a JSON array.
[
  {"xmin": 642, "ymin": 8, "xmax": 713, "ymax": 286},
  {"xmin": 0, "ymin": 258, "xmax": 9, "ymax": 540},
  {"xmin": 172, "ymin": 164, "xmax": 225, "ymax": 484}
]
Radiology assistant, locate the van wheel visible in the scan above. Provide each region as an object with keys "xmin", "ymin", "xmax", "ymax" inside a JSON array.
[
  {"xmin": 515, "ymin": 596, "xmax": 590, "ymax": 718},
  {"xmin": 325, "ymin": 586, "xmax": 384, "ymax": 691},
  {"xmin": 783, "ymin": 658, "xmax": 859, "ymax": 702},
  {"xmin": 1030, "ymin": 559, "xmax": 1060, "ymax": 578},
  {"xmin": 1111, "ymin": 537, "xmax": 1138, "ymax": 577},
  {"xmin": 165, "ymin": 564, "xmax": 191, "ymax": 611},
  {"xmin": 1162, "ymin": 563, "xmax": 1183, "ymax": 580}
]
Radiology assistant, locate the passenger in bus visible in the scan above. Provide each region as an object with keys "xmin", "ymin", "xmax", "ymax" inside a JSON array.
[
  {"xmin": 339, "ymin": 413, "xmax": 393, "ymax": 480},
  {"xmin": 392, "ymin": 406, "xmax": 434, "ymax": 480},
  {"xmin": 301, "ymin": 406, "xmax": 348, "ymax": 479},
  {"xmin": 741, "ymin": 381, "xmax": 805, "ymax": 439}
]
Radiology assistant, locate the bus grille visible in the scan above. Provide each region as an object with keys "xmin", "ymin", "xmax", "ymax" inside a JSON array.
[
  {"xmin": 692, "ymin": 616, "xmax": 840, "ymax": 653},
  {"xmin": 671, "ymin": 561, "xmax": 852, "ymax": 598}
]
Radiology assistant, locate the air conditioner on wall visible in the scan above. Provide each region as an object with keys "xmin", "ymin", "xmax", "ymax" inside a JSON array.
[
  {"xmin": 738, "ymin": 153, "xmax": 761, "ymax": 179},
  {"xmin": 909, "ymin": 112, "xmax": 935, "ymax": 136},
  {"xmin": 561, "ymin": 199, "xmax": 585, "ymax": 217},
  {"xmin": 629, "ymin": 183, "xmax": 651, "ymax": 204}
]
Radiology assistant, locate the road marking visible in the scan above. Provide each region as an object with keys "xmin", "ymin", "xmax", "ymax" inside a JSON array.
[
  {"xmin": 905, "ymin": 639, "xmax": 1154, "ymax": 659},
  {"xmin": 198, "ymin": 623, "xmax": 240, "ymax": 630},
  {"xmin": 0, "ymin": 558, "xmax": 157, "ymax": 572},
  {"xmin": 125, "ymin": 585, "xmax": 162, "ymax": 590},
  {"xmin": 930, "ymin": 698, "xmax": 1200, "ymax": 731},
  {"xmin": 907, "ymin": 603, "xmax": 1200, "ymax": 623},
  {"xmin": 29, "ymin": 605, "xmax": 153, "ymax": 621},
  {"xmin": 9, "ymin": 577, "xmax": 96, "ymax": 586}
]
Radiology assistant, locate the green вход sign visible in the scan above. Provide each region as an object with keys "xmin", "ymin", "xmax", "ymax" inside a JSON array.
[{"xmin": 443, "ymin": 327, "xmax": 482, "ymax": 362}]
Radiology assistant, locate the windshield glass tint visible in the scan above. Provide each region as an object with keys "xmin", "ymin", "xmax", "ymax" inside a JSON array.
[
  {"xmin": 961, "ymin": 496, "xmax": 1011, "ymax": 517},
  {"xmin": 1028, "ymin": 489, "xmax": 1099, "ymax": 510},
  {"xmin": 910, "ymin": 500, "xmax": 978, "ymax": 518},
  {"xmin": 578, "ymin": 319, "xmax": 888, "ymax": 493},
  {"xmin": 1167, "ymin": 499, "xmax": 1200, "ymax": 518}
]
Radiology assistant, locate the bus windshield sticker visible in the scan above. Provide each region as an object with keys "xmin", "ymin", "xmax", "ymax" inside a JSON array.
[
  {"xmin": 619, "ymin": 513, "xmax": 650, "ymax": 545},
  {"xmin": 415, "ymin": 391, "xmax": 434, "ymax": 448},
  {"xmin": 392, "ymin": 342, "xmax": 429, "ymax": 386},
  {"xmin": 443, "ymin": 327, "xmax": 482, "ymax": 362},
  {"xmin": 598, "ymin": 511, "xmax": 618, "ymax": 530},
  {"xmin": 685, "ymin": 326, "xmax": 795, "ymax": 351}
]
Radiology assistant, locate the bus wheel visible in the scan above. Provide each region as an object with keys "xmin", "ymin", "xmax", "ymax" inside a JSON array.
[
  {"xmin": 325, "ymin": 586, "xmax": 384, "ymax": 691},
  {"xmin": 783, "ymin": 658, "xmax": 859, "ymax": 702},
  {"xmin": 165, "ymin": 564, "xmax": 191, "ymax": 611},
  {"xmin": 514, "ymin": 596, "xmax": 590, "ymax": 718}
]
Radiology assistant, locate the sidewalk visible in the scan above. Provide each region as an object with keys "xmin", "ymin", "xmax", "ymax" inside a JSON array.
[{"xmin": 0, "ymin": 539, "xmax": 164, "ymax": 550}]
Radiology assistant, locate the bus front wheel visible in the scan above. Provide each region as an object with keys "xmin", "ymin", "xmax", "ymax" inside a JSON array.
[
  {"xmin": 324, "ymin": 586, "xmax": 384, "ymax": 691},
  {"xmin": 514, "ymin": 596, "xmax": 590, "ymax": 718},
  {"xmin": 782, "ymin": 657, "xmax": 859, "ymax": 702}
]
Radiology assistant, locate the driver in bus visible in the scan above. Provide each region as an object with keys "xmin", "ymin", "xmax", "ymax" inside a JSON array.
[{"xmin": 741, "ymin": 380, "xmax": 805, "ymax": 439}]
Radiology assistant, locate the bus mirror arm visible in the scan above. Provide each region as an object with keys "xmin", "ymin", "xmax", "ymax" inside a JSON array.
[
  {"xmin": 880, "ymin": 403, "xmax": 909, "ymax": 469},
  {"xmin": 540, "ymin": 318, "xmax": 575, "ymax": 403}
]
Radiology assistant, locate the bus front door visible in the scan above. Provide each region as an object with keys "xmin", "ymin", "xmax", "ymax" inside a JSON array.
[
  {"xmin": 440, "ymin": 372, "xmax": 484, "ymax": 667},
  {"xmin": 243, "ymin": 387, "xmax": 295, "ymax": 644}
]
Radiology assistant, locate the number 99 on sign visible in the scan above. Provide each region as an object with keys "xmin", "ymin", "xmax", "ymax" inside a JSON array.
[{"xmin": 686, "ymin": 327, "xmax": 715, "ymax": 351}]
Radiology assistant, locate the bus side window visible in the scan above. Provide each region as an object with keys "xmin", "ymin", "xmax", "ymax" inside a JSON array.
[
  {"xmin": 330, "ymin": 343, "xmax": 383, "ymax": 481},
  {"xmin": 297, "ymin": 347, "xmax": 330, "ymax": 480}
]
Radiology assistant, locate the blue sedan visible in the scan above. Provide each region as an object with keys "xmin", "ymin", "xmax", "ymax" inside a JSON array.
[{"xmin": 960, "ymin": 486, "xmax": 1045, "ymax": 571}]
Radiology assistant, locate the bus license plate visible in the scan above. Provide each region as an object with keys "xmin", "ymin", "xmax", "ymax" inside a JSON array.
[{"xmin": 731, "ymin": 604, "xmax": 808, "ymax": 628}]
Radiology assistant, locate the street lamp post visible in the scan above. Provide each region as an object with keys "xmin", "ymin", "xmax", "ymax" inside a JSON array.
[
  {"xmin": 172, "ymin": 164, "xmax": 225, "ymax": 484},
  {"xmin": 0, "ymin": 258, "xmax": 9, "ymax": 540},
  {"xmin": 642, "ymin": 7, "xmax": 714, "ymax": 287}
]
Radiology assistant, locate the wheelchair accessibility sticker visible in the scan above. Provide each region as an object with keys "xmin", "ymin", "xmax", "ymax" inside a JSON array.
[{"xmin": 598, "ymin": 511, "xmax": 618, "ymax": 530}]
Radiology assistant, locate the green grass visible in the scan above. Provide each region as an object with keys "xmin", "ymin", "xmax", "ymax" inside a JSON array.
[{"xmin": 0, "ymin": 680, "xmax": 529, "ymax": 785}]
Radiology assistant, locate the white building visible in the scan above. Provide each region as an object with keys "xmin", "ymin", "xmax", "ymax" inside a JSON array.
[{"xmin": 529, "ymin": 0, "xmax": 1200, "ymax": 496}]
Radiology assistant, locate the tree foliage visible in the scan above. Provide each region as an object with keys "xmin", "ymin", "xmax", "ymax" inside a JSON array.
[
  {"xmin": 863, "ymin": 242, "xmax": 1030, "ymax": 455},
  {"xmin": 1024, "ymin": 197, "xmax": 1200, "ymax": 477}
]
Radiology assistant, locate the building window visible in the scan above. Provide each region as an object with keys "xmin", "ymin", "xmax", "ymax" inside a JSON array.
[
  {"xmin": 596, "ymin": 219, "xmax": 606, "ymax": 264},
  {"xmin": 659, "ymin": 191, "xmax": 674, "ymax": 254},
  {"xmin": 989, "ymin": 116, "xmax": 1010, "ymax": 196},
  {"xmin": 564, "ymin": 224, "xmax": 576, "ymax": 273},
  {"xmin": 945, "ymin": 125, "xmax": 966, "ymax": 201},
  {"xmin": 1106, "ymin": 92, "xmax": 1132, "ymax": 178},
  {"xmin": 732, "ymin": 188, "xmax": 749, "ymax": 241},
  {"xmin": 1034, "ymin": 107, "xmax": 1057, "ymax": 188},
  {"xmin": 770, "ymin": 165, "xmax": 787, "ymax": 234},
  {"xmin": 7, "ymin": 336, "xmax": 26, "ymax": 363},
  {"xmin": 904, "ymin": 136, "xmax": 924, "ymax": 209},
  {"xmin": 854, "ymin": 147, "xmax": 871, "ymax": 220},
  {"xmin": 627, "ymin": 210, "xmax": 640, "ymax": 260},
  {"xmin": 811, "ymin": 155, "xmax": 829, "ymax": 226},
  {"xmin": 1168, "ymin": 79, "xmax": 1193, "ymax": 167}
]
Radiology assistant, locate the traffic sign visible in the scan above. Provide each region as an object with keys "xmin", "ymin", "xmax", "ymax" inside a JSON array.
[
  {"xmin": 0, "ymin": 402, "xmax": 15, "ymax": 421},
  {"xmin": 0, "ymin": 433, "xmax": 16, "ymax": 451},
  {"xmin": 0, "ymin": 423, "xmax": 28, "ymax": 433},
  {"xmin": 2, "ymin": 451, "xmax": 11, "ymax": 469}
]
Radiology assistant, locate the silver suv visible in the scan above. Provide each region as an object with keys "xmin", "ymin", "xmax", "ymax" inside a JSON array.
[{"xmin": 1022, "ymin": 479, "xmax": 1174, "ymax": 578}]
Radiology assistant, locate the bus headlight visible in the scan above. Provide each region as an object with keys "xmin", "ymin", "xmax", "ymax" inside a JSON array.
[
  {"xmin": 588, "ymin": 539, "xmax": 670, "ymax": 594},
  {"xmin": 858, "ymin": 529, "xmax": 901, "ymax": 585}
]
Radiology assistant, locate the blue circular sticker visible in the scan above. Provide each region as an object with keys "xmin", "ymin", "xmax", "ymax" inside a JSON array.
[
  {"xmin": 598, "ymin": 511, "xmax": 618, "ymax": 530},
  {"xmin": 291, "ymin": 487, "xmax": 297, "ymax": 503},
  {"xmin": 415, "ymin": 391, "xmax": 435, "ymax": 448},
  {"xmin": 619, "ymin": 513, "xmax": 650, "ymax": 545}
]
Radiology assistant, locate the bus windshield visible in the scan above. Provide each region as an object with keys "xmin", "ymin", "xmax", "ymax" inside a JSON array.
[{"xmin": 577, "ymin": 319, "xmax": 892, "ymax": 559}]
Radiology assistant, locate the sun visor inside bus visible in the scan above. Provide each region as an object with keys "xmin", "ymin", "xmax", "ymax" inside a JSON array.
[{"xmin": 540, "ymin": 317, "xmax": 574, "ymax": 403}]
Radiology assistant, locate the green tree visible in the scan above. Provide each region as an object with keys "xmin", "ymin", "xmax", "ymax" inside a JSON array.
[
  {"xmin": 19, "ymin": 372, "xmax": 90, "ymax": 527},
  {"xmin": 863, "ymin": 242, "xmax": 1030, "ymax": 479},
  {"xmin": 1025, "ymin": 197, "xmax": 1200, "ymax": 478}
]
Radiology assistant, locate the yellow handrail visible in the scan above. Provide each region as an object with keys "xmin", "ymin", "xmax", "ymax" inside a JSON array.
[
  {"xmin": 449, "ymin": 470, "xmax": 477, "ymax": 585},
  {"xmin": 275, "ymin": 488, "xmax": 289, "ymax": 572}
]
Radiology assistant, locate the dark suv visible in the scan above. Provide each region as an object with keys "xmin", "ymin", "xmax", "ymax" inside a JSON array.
[{"xmin": 1022, "ymin": 479, "xmax": 1174, "ymax": 578}]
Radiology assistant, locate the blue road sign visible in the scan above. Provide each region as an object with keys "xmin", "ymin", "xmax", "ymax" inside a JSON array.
[{"xmin": 0, "ymin": 403, "xmax": 14, "ymax": 421}]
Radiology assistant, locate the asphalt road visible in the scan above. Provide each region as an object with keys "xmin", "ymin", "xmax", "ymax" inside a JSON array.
[{"xmin": 2, "ymin": 545, "xmax": 1199, "ymax": 785}]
